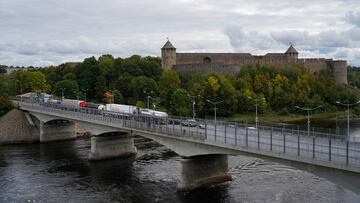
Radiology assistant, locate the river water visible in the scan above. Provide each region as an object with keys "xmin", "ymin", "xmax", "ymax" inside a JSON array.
[{"xmin": 0, "ymin": 137, "xmax": 360, "ymax": 203}]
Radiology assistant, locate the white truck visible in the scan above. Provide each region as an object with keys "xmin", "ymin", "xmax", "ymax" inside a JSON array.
[
  {"xmin": 139, "ymin": 108, "xmax": 168, "ymax": 118},
  {"xmin": 105, "ymin": 104, "xmax": 137, "ymax": 114},
  {"xmin": 62, "ymin": 99, "xmax": 87, "ymax": 107}
]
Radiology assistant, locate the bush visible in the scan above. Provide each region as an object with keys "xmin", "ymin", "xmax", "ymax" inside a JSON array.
[
  {"xmin": 278, "ymin": 107, "xmax": 290, "ymax": 116},
  {"xmin": 0, "ymin": 95, "xmax": 13, "ymax": 117}
]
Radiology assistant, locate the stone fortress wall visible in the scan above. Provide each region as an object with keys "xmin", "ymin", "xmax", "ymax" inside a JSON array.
[{"xmin": 161, "ymin": 40, "xmax": 348, "ymax": 85}]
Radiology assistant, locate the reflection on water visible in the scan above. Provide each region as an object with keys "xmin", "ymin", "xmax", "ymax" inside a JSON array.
[{"xmin": 0, "ymin": 137, "xmax": 359, "ymax": 202}]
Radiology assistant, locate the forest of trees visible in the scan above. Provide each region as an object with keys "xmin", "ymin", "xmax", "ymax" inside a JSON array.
[{"xmin": 0, "ymin": 55, "xmax": 359, "ymax": 118}]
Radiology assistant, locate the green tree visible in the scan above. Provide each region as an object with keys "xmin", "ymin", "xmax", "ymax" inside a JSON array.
[
  {"xmin": 0, "ymin": 94, "xmax": 13, "ymax": 116},
  {"xmin": 0, "ymin": 65, "xmax": 7, "ymax": 75},
  {"xmin": 75, "ymin": 56, "xmax": 100, "ymax": 100},
  {"xmin": 129, "ymin": 76, "xmax": 158, "ymax": 105},
  {"xmin": 136, "ymin": 100, "xmax": 145, "ymax": 108},
  {"xmin": 170, "ymin": 88, "xmax": 191, "ymax": 116},
  {"xmin": 23, "ymin": 71, "xmax": 49, "ymax": 92},
  {"xmin": 158, "ymin": 70, "xmax": 181, "ymax": 107},
  {"xmin": 53, "ymin": 80, "xmax": 79, "ymax": 99},
  {"xmin": 204, "ymin": 74, "xmax": 238, "ymax": 116}
]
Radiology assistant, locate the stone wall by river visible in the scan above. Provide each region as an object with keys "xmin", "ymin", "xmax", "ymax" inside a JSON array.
[
  {"xmin": 0, "ymin": 108, "xmax": 90, "ymax": 144},
  {"xmin": 0, "ymin": 109, "xmax": 38, "ymax": 144}
]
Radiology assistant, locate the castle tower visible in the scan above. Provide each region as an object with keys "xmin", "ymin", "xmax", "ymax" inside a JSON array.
[
  {"xmin": 285, "ymin": 45, "xmax": 298, "ymax": 60},
  {"xmin": 161, "ymin": 40, "xmax": 176, "ymax": 70},
  {"xmin": 331, "ymin": 60, "xmax": 348, "ymax": 84}
]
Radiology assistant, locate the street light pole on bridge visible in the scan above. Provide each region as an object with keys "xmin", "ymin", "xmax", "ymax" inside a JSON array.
[
  {"xmin": 188, "ymin": 94, "xmax": 200, "ymax": 120},
  {"xmin": 295, "ymin": 105, "xmax": 322, "ymax": 137},
  {"xmin": 206, "ymin": 99, "xmax": 223, "ymax": 126},
  {"xmin": 336, "ymin": 100, "xmax": 360, "ymax": 141},
  {"xmin": 248, "ymin": 96, "xmax": 263, "ymax": 129},
  {"xmin": 82, "ymin": 88, "xmax": 88, "ymax": 102},
  {"xmin": 143, "ymin": 90, "xmax": 153, "ymax": 109}
]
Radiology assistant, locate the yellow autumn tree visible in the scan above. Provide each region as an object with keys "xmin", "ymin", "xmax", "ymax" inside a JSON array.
[
  {"xmin": 104, "ymin": 91, "xmax": 113, "ymax": 104},
  {"xmin": 208, "ymin": 76, "xmax": 220, "ymax": 92}
]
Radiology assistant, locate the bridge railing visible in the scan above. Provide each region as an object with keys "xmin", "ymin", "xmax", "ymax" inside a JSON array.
[{"xmin": 19, "ymin": 101, "xmax": 360, "ymax": 170}]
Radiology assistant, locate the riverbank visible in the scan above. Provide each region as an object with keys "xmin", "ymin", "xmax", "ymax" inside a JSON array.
[
  {"xmin": 0, "ymin": 108, "xmax": 90, "ymax": 145},
  {"xmin": 231, "ymin": 110, "xmax": 360, "ymax": 126},
  {"xmin": 0, "ymin": 108, "xmax": 38, "ymax": 144}
]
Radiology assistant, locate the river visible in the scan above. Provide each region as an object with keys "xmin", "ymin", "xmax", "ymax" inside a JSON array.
[{"xmin": 0, "ymin": 136, "xmax": 360, "ymax": 203}]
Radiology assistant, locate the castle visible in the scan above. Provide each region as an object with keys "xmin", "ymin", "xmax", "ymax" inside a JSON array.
[{"xmin": 161, "ymin": 40, "xmax": 348, "ymax": 84}]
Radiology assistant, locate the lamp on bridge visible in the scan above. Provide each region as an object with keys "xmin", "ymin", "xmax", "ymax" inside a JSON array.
[
  {"xmin": 143, "ymin": 90, "xmax": 153, "ymax": 109},
  {"xmin": 294, "ymin": 105, "xmax": 322, "ymax": 137},
  {"xmin": 60, "ymin": 88, "xmax": 66, "ymax": 101},
  {"xmin": 336, "ymin": 100, "xmax": 360, "ymax": 141},
  {"xmin": 247, "ymin": 96, "xmax": 263, "ymax": 129},
  {"xmin": 188, "ymin": 94, "xmax": 201, "ymax": 120},
  {"xmin": 206, "ymin": 99, "xmax": 223, "ymax": 126},
  {"xmin": 82, "ymin": 88, "xmax": 88, "ymax": 102}
]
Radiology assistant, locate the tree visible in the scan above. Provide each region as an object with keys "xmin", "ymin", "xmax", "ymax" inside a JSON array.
[
  {"xmin": 23, "ymin": 71, "xmax": 49, "ymax": 92},
  {"xmin": 170, "ymin": 88, "xmax": 191, "ymax": 116},
  {"xmin": 75, "ymin": 56, "xmax": 100, "ymax": 100},
  {"xmin": 0, "ymin": 94, "xmax": 13, "ymax": 116},
  {"xmin": 158, "ymin": 70, "xmax": 181, "ymax": 107},
  {"xmin": 0, "ymin": 65, "xmax": 7, "ymax": 75},
  {"xmin": 98, "ymin": 54, "xmax": 115, "ymax": 82},
  {"xmin": 204, "ymin": 74, "xmax": 238, "ymax": 116},
  {"xmin": 129, "ymin": 76, "xmax": 158, "ymax": 105},
  {"xmin": 53, "ymin": 80, "xmax": 79, "ymax": 99},
  {"xmin": 136, "ymin": 100, "xmax": 145, "ymax": 108},
  {"xmin": 112, "ymin": 73, "xmax": 133, "ymax": 103}
]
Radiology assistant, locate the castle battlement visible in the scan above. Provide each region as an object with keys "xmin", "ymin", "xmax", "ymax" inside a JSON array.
[{"xmin": 161, "ymin": 40, "xmax": 348, "ymax": 84}]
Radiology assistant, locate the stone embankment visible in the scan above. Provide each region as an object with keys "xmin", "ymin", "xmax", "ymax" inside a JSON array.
[
  {"xmin": 0, "ymin": 108, "xmax": 90, "ymax": 144},
  {"xmin": 0, "ymin": 109, "xmax": 38, "ymax": 144}
]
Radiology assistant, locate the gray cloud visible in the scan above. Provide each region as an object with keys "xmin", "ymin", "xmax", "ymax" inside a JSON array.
[
  {"xmin": 346, "ymin": 11, "xmax": 360, "ymax": 28},
  {"xmin": 0, "ymin": 0, "xmax": 360, "ymax": 66}
]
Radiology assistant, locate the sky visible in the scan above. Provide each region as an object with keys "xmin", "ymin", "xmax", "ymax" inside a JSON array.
[{"xmin": 1, "ymin": 0, "xmax": 360, "ymax": 67}]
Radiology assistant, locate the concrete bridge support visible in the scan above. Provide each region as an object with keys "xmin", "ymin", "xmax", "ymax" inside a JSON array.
[
  {"xmin": 39, "ymin": 120, "xmax": 76, "ymax": 142},
  {"xmin": 177, "ymin": 154, "xmax": 232, "ymax": 192},
  {"xmin": 88, "ymin": 132, "xmax": 137, "ymax": 161}
]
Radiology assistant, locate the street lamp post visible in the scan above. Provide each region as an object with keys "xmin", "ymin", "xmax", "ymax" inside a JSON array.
[
  {"xmin": 206, "ymin": 99, "xmax": 223, "ymax": 125},
  {"xmin": 60, "ymin": 88, "xmax": 66, "ymax": 101},
  {"xmin": 188, "ymin": 94, "xmax": 200, "ymax": 120},
  {"xmin": 82, "ymin": 89, "xmax": 88, "ymax": 102},
  {"xmin": 248, "ymin": 96, "xmax": 260, "ymax": 129},
  {"xmin": 295, "ymin": 105, "xmax": 322, "ymax": 137},
  {"xmin": 336, "ymin": 100, "xmax": 360, "ymax": 141},
  {"xmin": 144, "ymin": 90, "xmax": 153, "ymax": 109}
]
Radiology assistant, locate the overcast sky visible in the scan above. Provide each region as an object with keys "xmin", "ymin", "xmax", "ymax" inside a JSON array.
[{"xmin": 1, "ymin": 0, "xmax": 360, "ymax": 66}]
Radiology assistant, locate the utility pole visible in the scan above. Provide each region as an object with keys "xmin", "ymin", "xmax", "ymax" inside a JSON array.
[
  {"xmin": 206, "ymin": 99, "xmax": 223, "ymax": 126},
  {"xmin": 188, "ymin": 94, "xmax": 200, "ymax": 120},
  {"xmin": 60, "ymin": 88, "xmax": 66, "ymax": 101},
  {"xmin": 295, "ymin": 105, "xmax": 322, "ymax": 137},
  {"xmin": 82, "ymin": 88, "xmax": 88, "ymax": 102},
  {"xmin": 248, "ymin": 96, "xmax": 261, "ymax": 129},
  {"xmin": 144, "ymin": 90, "xmax": 153, "ymax": 109},
  {"xmin": 336, "ymin": 100, "xmax": 360, "ymax": 141}
]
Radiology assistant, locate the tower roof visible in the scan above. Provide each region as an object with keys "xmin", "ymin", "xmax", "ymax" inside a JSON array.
[
  {"xmin": 162, "ymin": 40, "xmax": 176, "ymax": 49},
  {"xmin": 285, "ymin": 45, "xmax": 298, "ymax": 54}
]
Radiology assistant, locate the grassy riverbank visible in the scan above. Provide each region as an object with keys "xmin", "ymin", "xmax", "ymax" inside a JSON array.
[{"xmin": 231, "ymin": 110, "xmax": 360, "ymax": 125}]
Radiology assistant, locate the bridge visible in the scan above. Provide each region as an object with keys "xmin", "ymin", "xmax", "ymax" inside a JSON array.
[{"xmin": 18, "ymin": 100, "xmax": 360, "ymax": 191}]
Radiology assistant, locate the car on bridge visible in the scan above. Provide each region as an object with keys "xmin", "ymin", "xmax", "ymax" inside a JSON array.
[{"xmin": 181, "ymin": 119, "xmax": 197, "ymax": 127}]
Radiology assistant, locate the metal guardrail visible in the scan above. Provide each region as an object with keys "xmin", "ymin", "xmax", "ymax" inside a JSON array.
[{"xmin": 19, "ymin": 100, "xmax": 360, "ymax": 171}]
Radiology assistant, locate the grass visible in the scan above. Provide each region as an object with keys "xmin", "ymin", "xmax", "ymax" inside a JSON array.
[{"xmin": 231, "ymin": 110, "xmax": 358, "ymax": 124}]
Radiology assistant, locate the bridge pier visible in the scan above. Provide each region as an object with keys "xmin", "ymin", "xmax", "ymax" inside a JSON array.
[
  {"xmin": 177, "ymin": 154, "xmax": 232, "ymax": 192},
  {"xmin": 39, "ymin": 120, "xmax": 77, "ymax": 142},
  {"xmin": 88, "ymin": 132, "xmax": 137, "ymax": 161}
]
